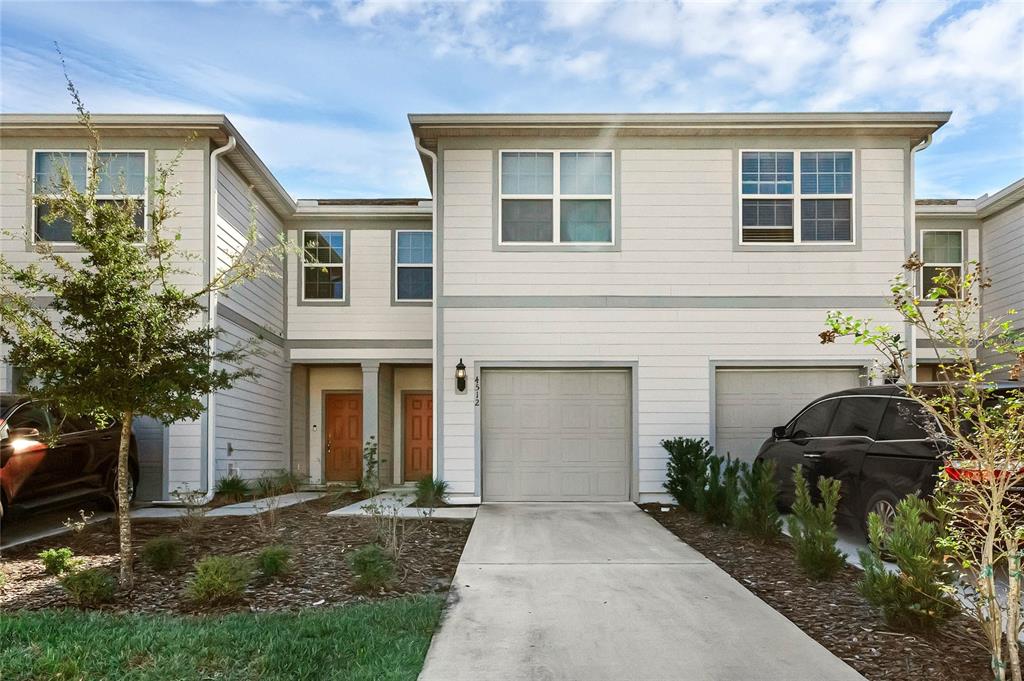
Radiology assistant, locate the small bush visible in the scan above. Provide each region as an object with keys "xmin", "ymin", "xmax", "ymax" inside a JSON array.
[
  {"xmin": 271, "ymin": 469, "xmax": 305, "ymax": 495},
  {"xmin": 256, "ymin": 545, "xmax": 291, "ymax": 579},
  {"xmin": 360, "ymin": 438, "xmax": 380, "ymax": 497},
  {"xmin": 141, "ymin": 536, "xmax": 184, "ymax": 571},
  {"xmin": 60, "ymin": 568, "xmax": 116, "ymax": 608},
  {"xmin": 787, "ymin": 466, "xmax": 847, "ymax": 580},
  {"xmin": 858, "ymin": 495, "xmax": 958, "ymax": 631},
  {"xmin": 39, "ymin": 548, "xmax": 78, "ymax": 575},
  {"xmin": 215, "ymin": 475, "xmax": 251, "ymax": 503},
  {"xmin": 185, "ymin": 556, "xmax": 253, "ymax": 604},
  {"xmin": 702, "ymin": 456, "xmax": 743, "ymax": 525},
  {"xmin": 347, "ymin": 544, "xmax": 395, "ymax": 592},
  {"xmin": 254, "ymin": 476, "xmax": 282, "ymax": 499},
  {"xmin": 662, "ymin": 437, "xmax": 714, "ymax": 511},
  {"xmin": 735, "ymin": 459, "xmax": 783, "ymax": 540},
  {"xmin": 414, "ymin": 478, "xmax": 449, "ymax": 508}
]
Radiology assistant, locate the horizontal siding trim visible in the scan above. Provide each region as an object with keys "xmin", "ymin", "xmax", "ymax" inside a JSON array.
[
  {"xmin": 439, "ymin": 295, "xmax": 889, "ymax": 309},
  {"xmin": 219, "ymin": 304, "xmax": 284, "ymax": 346}
]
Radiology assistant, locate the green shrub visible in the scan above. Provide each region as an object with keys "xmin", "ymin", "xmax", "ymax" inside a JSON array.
[
  {"xmin": 215, "ymin": 475, "xmax": 251, "ymax": 502},
  {"xmin": 256, "ymin": 545, "xmax": 291, "ymax": 579},
  {"xmin": 702, "ymin": 456, "xmax": 743, "ymax": 525},
  {"xmin": 60, "ymin": 568, "xmax": 116, "ymax": 607},
  {"xmin": 254, "ymin": 476, "xmax": 282, "ymax": 499},
  {"xmin": 38, "ymin": 548, "xmax": 78, "ymax": 576},
  {"xmin": 347, "ymin": 544, "xmax": 395, "ymax": 592},
  {"xmin": 787, "ymin": 466, "xmax": 847, "ymax": 580},
  {"xmin": 271, "ymin": 469, "xmax": 305, "ymax": 495},
  {"xmin": 185, "ymin": 556, "xmax": 253, "ymax": 604},
  {"xmin": 858, "ymin": 495, "xmax": 958, "ymax": 631},
  {"xmin": 662, "ymin": 437, "xmax": 714, "ymax": 511},
  {"xmin": 141, "ymin": 536, "xmax": 184, "ymax": 571},
  {"xmin": 735, "ymin": 459, "xmax": 783, "ymax": 540},
  {"xmin": 414, "ymin": 478, "xmax": 449, "ymax": 508}
]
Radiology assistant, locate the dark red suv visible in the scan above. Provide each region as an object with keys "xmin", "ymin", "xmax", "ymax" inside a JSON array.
[{"xmin": 0, "ymin": 396, "xmax": 138, "ymax": 520}]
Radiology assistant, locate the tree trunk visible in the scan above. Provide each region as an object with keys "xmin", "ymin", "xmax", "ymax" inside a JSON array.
[
  {"xmin": 1006, "ymin": 547, "xmax": 1022, "ymax": 681},
  {"xmin": 117, "ymin": 410, "xmax": 134, "ymax": 589}
]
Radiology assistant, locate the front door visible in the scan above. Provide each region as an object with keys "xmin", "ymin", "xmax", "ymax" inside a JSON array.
[
  {"xmin": 325, "ymin": 393, "xmax": 363, "ymax": 482},
  {"xmin": 403, "ymin": 393, "xmax": 433, "ymax": 482}
]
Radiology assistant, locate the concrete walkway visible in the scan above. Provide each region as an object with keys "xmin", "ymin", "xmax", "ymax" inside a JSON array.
[{"xmin": 419, "ymin": 503, "xmax": 865, "ymax": 681}]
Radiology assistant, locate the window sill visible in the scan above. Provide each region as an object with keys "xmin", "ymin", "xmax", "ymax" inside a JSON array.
[
  {"xmin": 734, "ymin": 241, "xmax": 861, "ymax": 253},
  {"xmin": 297, "ymin": 298, "xmax": 351, "ymax": 307},
  {"xmin": 494, "ymin": 242, "xmax": 620, "ymax": 253},
  {"xmin": 391, "ymin": 299, "xmax": 432, "ymax": 307}
]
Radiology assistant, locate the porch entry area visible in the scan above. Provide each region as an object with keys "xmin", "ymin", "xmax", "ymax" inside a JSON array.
[{"xmin": 290, "ymin": 363, "xmax": 433, "ymax": 486}]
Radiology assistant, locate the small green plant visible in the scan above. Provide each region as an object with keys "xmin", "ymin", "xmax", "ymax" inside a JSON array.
[
  {"xmin": 360, "ymin": 437, "xmax": 380, "ymax": 496},
  {"xmin": 662, "ymin": 437, "xmax": 714, "ymax": 511},
  {"xmin": 414, "ymin": 478, "xmax": 449, "ymax": 508},
  {"xmin": 60, "ymin": 567, "xmax": 116, "ymax": 608},
  {"xmin": 858, "ymin": 495, "xmax": 958, "ymax": 631},
  {"xmin": 215, "ymin": 475, "xmax": 251, "ymax": 502},
  {"xmin": 347, "ymin": 544, "xmax": 395, "ymax": 592},
  {"xmin": 39, "ymin": 547, "xmax": 79, "ymax": 576},
  {"xmin": 254, "ymin": 476, "xmax": 282, "ymax": 499},
  {"xmin": 141, "ymin": 536, "xmax": 184, "ymax": 572},
  {"xmin": 271, "ymin": 469, "xmax": 305, "ymax": 495},
  {"xmin": 702, "ymin": 455, "xmax": 743, "ymax": 525},
  {"xmin": 256, "ymin": 545, "xmax": 291, "ymax": 579},
  {"xmin": 787, "ymin": 466, "xmax": 847, "ymax": 580},
  {"xmin": 171, "ymin": 486, "xmax": 209, "ymax": 537},
  {"xmin": 735, "ymin": 459, "xmax": 783, "ymax": 540},
  {"xmin": 185, "ymin": 556, "xmax": 253, "ymax": 604}
]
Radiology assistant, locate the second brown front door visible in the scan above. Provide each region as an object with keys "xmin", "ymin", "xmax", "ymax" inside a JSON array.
[
  {"xmin": 325, "ymin": 393, "xmax": 363, "ymax": 482},
  {"xmin": 404, "ymin": 393, "xmax": 433, "ymax": 481}
]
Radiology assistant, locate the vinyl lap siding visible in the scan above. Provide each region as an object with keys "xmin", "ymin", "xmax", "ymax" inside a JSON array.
[{"xmin": 982, "ymin": 202, "xmax": 1024, "ymax": 374}]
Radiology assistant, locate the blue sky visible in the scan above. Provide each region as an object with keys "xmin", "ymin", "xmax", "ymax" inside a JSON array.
[{"xmin": 2, "ymin": 0, "xmax": 1022, "ymax": 200}]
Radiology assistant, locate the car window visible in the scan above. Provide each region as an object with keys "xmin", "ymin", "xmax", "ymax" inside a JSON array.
[
  {"xmin": 788, "ymin": 399, "xmax": 837, "ymax": 439},
  {"xmin": 828, "ymin": 396, "xmax": 887, "ymax": 438},
  {"xmin": 5, "ymin": 403, "xmax": 52, "ymax": 436},
  {"xmin": 877, "ymin": 398, "xmax": 937, "ymax": 441},
  {"xmin": 49, "ymin": 406, "xmax": 99, "ymax": 434}
]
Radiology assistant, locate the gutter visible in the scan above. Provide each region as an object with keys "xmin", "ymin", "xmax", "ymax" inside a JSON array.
[
  {"xmin": 908, "ymin": 133, "xmax": 933, "ymax": 383},
  {"xmin": 414, "ymin": 136, "xmax": 440, "ymax": 481}
]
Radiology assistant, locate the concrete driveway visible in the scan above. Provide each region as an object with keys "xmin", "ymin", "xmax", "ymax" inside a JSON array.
[{"xmin": 419, "ymin": 503, "xmax": 864, "ymax": 681}]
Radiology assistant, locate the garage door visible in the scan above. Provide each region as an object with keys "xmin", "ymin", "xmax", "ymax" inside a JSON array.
[
  {"xmin": 482, "ymin": 369, "xmax": 631, "ymax": 502},
  {"xmin": 715, "ymin": 367, "xmax": 861, "ymax": 463}
]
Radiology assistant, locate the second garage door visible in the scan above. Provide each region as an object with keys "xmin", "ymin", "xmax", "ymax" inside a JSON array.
[
  {"xmin": 481, "ymin": 369, "xmax": 631, "ymax": 502},
  {"xmin": 715, "ymin": 367, "xmax": 862, "ymax": 463}
]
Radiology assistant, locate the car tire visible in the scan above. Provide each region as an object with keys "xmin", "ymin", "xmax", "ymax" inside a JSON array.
[
  {"xmin": 101, "ymin": 463, "xmax": 139, "ymax": 511},
  {"xmin": 861, "ymin": 489, "xmax": 901, "ymax": 539}
]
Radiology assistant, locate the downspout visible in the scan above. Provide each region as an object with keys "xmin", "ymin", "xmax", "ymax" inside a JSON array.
[
  {"xmin": 907, "ymin": 133, "xmax": 933, "ymax": 385},
  {"xmin": 414, "ymin": 136, "xmax": 439, "ymax": 481}
]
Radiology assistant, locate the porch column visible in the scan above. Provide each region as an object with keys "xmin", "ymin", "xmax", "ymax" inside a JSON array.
[{"xmin": 361, "ymin": 361, "xmax": 380, "ymax": 480}]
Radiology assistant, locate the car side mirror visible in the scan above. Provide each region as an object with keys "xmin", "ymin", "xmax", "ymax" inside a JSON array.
[
  {"xmin": 6, "ymin": 427, "xmax": 41, "ymax": 441},
  {"xmin": 772, "ymin": 425, "xmax": 788, "ymax": 440}
]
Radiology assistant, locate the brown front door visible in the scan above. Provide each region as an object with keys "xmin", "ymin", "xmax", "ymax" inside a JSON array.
[
  {"xmin": 325, "ymin": 393, "xmax": 363, "ymax": 482},
  {"xmin": 404, "ymin": 393, "xmax": 433, "ymax": 481}
]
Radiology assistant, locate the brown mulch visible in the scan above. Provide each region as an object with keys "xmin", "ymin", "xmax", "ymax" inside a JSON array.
[
  {"xmin": 0, "ymin": 494, "xmax": 472, "ymax": 615},
  {"xmin": 641, "ymin": 504, "xmax": 991, "ymax": 681}
]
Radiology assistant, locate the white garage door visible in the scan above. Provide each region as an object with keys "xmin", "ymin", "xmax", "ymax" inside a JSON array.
[
  {"xmin": 482, "ymin": 369, "xmax": 631, "ymax": 502},
  {"xmin": 715, "ymin": 367, "xmax": 862, "ymax": 463}
]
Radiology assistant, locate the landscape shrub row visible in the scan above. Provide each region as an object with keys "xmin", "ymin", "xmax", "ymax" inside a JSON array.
[{"xmin": 662, "ymin": 437, "xmax": 957, "ymax": 633}]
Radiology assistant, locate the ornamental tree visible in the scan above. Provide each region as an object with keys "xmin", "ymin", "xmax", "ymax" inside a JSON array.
[
  {"xmin": 821, "ymin": 258, "xmax": 1024, "ymax": 681},
  {"xmin": 0, "ymin": 81, "xmax": 284, "ymax": 589}
]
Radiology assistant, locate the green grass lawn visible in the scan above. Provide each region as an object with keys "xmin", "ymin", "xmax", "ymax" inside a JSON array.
[{"xmin": 0, "ymin": 595, "xmax": 444, "ymax": 681}]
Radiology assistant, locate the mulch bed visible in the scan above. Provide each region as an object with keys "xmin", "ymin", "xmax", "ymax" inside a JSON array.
[
  {"xmin": 0, "ymin": 494, "xmax": 472, "ymax": 615},
  {"xmin": 640, "ymin": 504, "xmax": 991, "ymax": 681}
]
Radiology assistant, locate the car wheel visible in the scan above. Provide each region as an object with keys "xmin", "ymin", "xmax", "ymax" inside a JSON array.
[
  {"xmin": 102, "ymin": 464, "xmax": 138, "ymax": 510},
  {"xmin": 862, "ymin": 490, "xmax": 900, "ymax": 539}
]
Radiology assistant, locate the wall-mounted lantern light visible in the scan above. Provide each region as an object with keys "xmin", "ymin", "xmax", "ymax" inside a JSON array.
[{"xmin": 455, "ymin": 358, "xmax": 467, "ymax": 393}]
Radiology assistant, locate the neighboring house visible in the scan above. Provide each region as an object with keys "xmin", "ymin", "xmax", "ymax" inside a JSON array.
[
  {"xmin": 915, "ymin": 178, "xmax": 1024, "ymax": 380},
  {"xmin": 6, "ymin": 111, "xmax": 1017, "ymax": 506}
]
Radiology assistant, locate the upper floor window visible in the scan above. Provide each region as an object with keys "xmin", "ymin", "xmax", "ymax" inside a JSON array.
[
  {"xmin": 500, "ymin": 151, "xmax": 613, "ymax": 245},
  {"xmin": 920, "ymin": 230, "xmax": 963, "ymax": 297},
  {"xmin": 302, "ymin": 230, "xmax": 345, "ymax": 301},
  {"xmin": 740, "ymin": 150, "xmax": 854, "ymax": 245},
  {"xmin": 33, "ymin": 150, "xmax": 147, "ymax": 244},
  {"xmin": 395, "ymin": 230, "xmax": 432, "ymax": 302}
]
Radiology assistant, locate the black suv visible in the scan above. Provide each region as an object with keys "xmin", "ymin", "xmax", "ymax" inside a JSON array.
[
  {"xmin": 0, "ymin": 396, "xmax": 139, "ymax": 520},
  {"xmin": 754, "ymin": 383, "xmax": 1018, "ymax": 534}
]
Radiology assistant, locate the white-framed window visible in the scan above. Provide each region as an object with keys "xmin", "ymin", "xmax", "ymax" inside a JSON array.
[
  {"xmin": 919, "ymin": 229, "xmax": 964, "ymax": 297},
  {"xmin": 32, "ymin": 150, "xmax": 147, "ymax": 244},
  {"xmin": 739, "ymin": 149, "xmax": 855, "ymax": 245},
  {"xmin": 394, "ymin": 230, "xmax": 432, "ymax": 301},
  {"xmin": 499, "ymin": 150, "xmax": 614, "ymax": 245},
  {"xmin": 301, "ymin": 229, "xmax": 346, "ymax": 301}
]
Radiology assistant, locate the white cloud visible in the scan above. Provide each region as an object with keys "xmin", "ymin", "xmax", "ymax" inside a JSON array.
[
  {"xmin": 543, "ymin": 0, "xmax": 608, "ymax": 29},
  {"xmin": 556, "ymin": 50, "xmax": 608, "ymax": 80}
]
